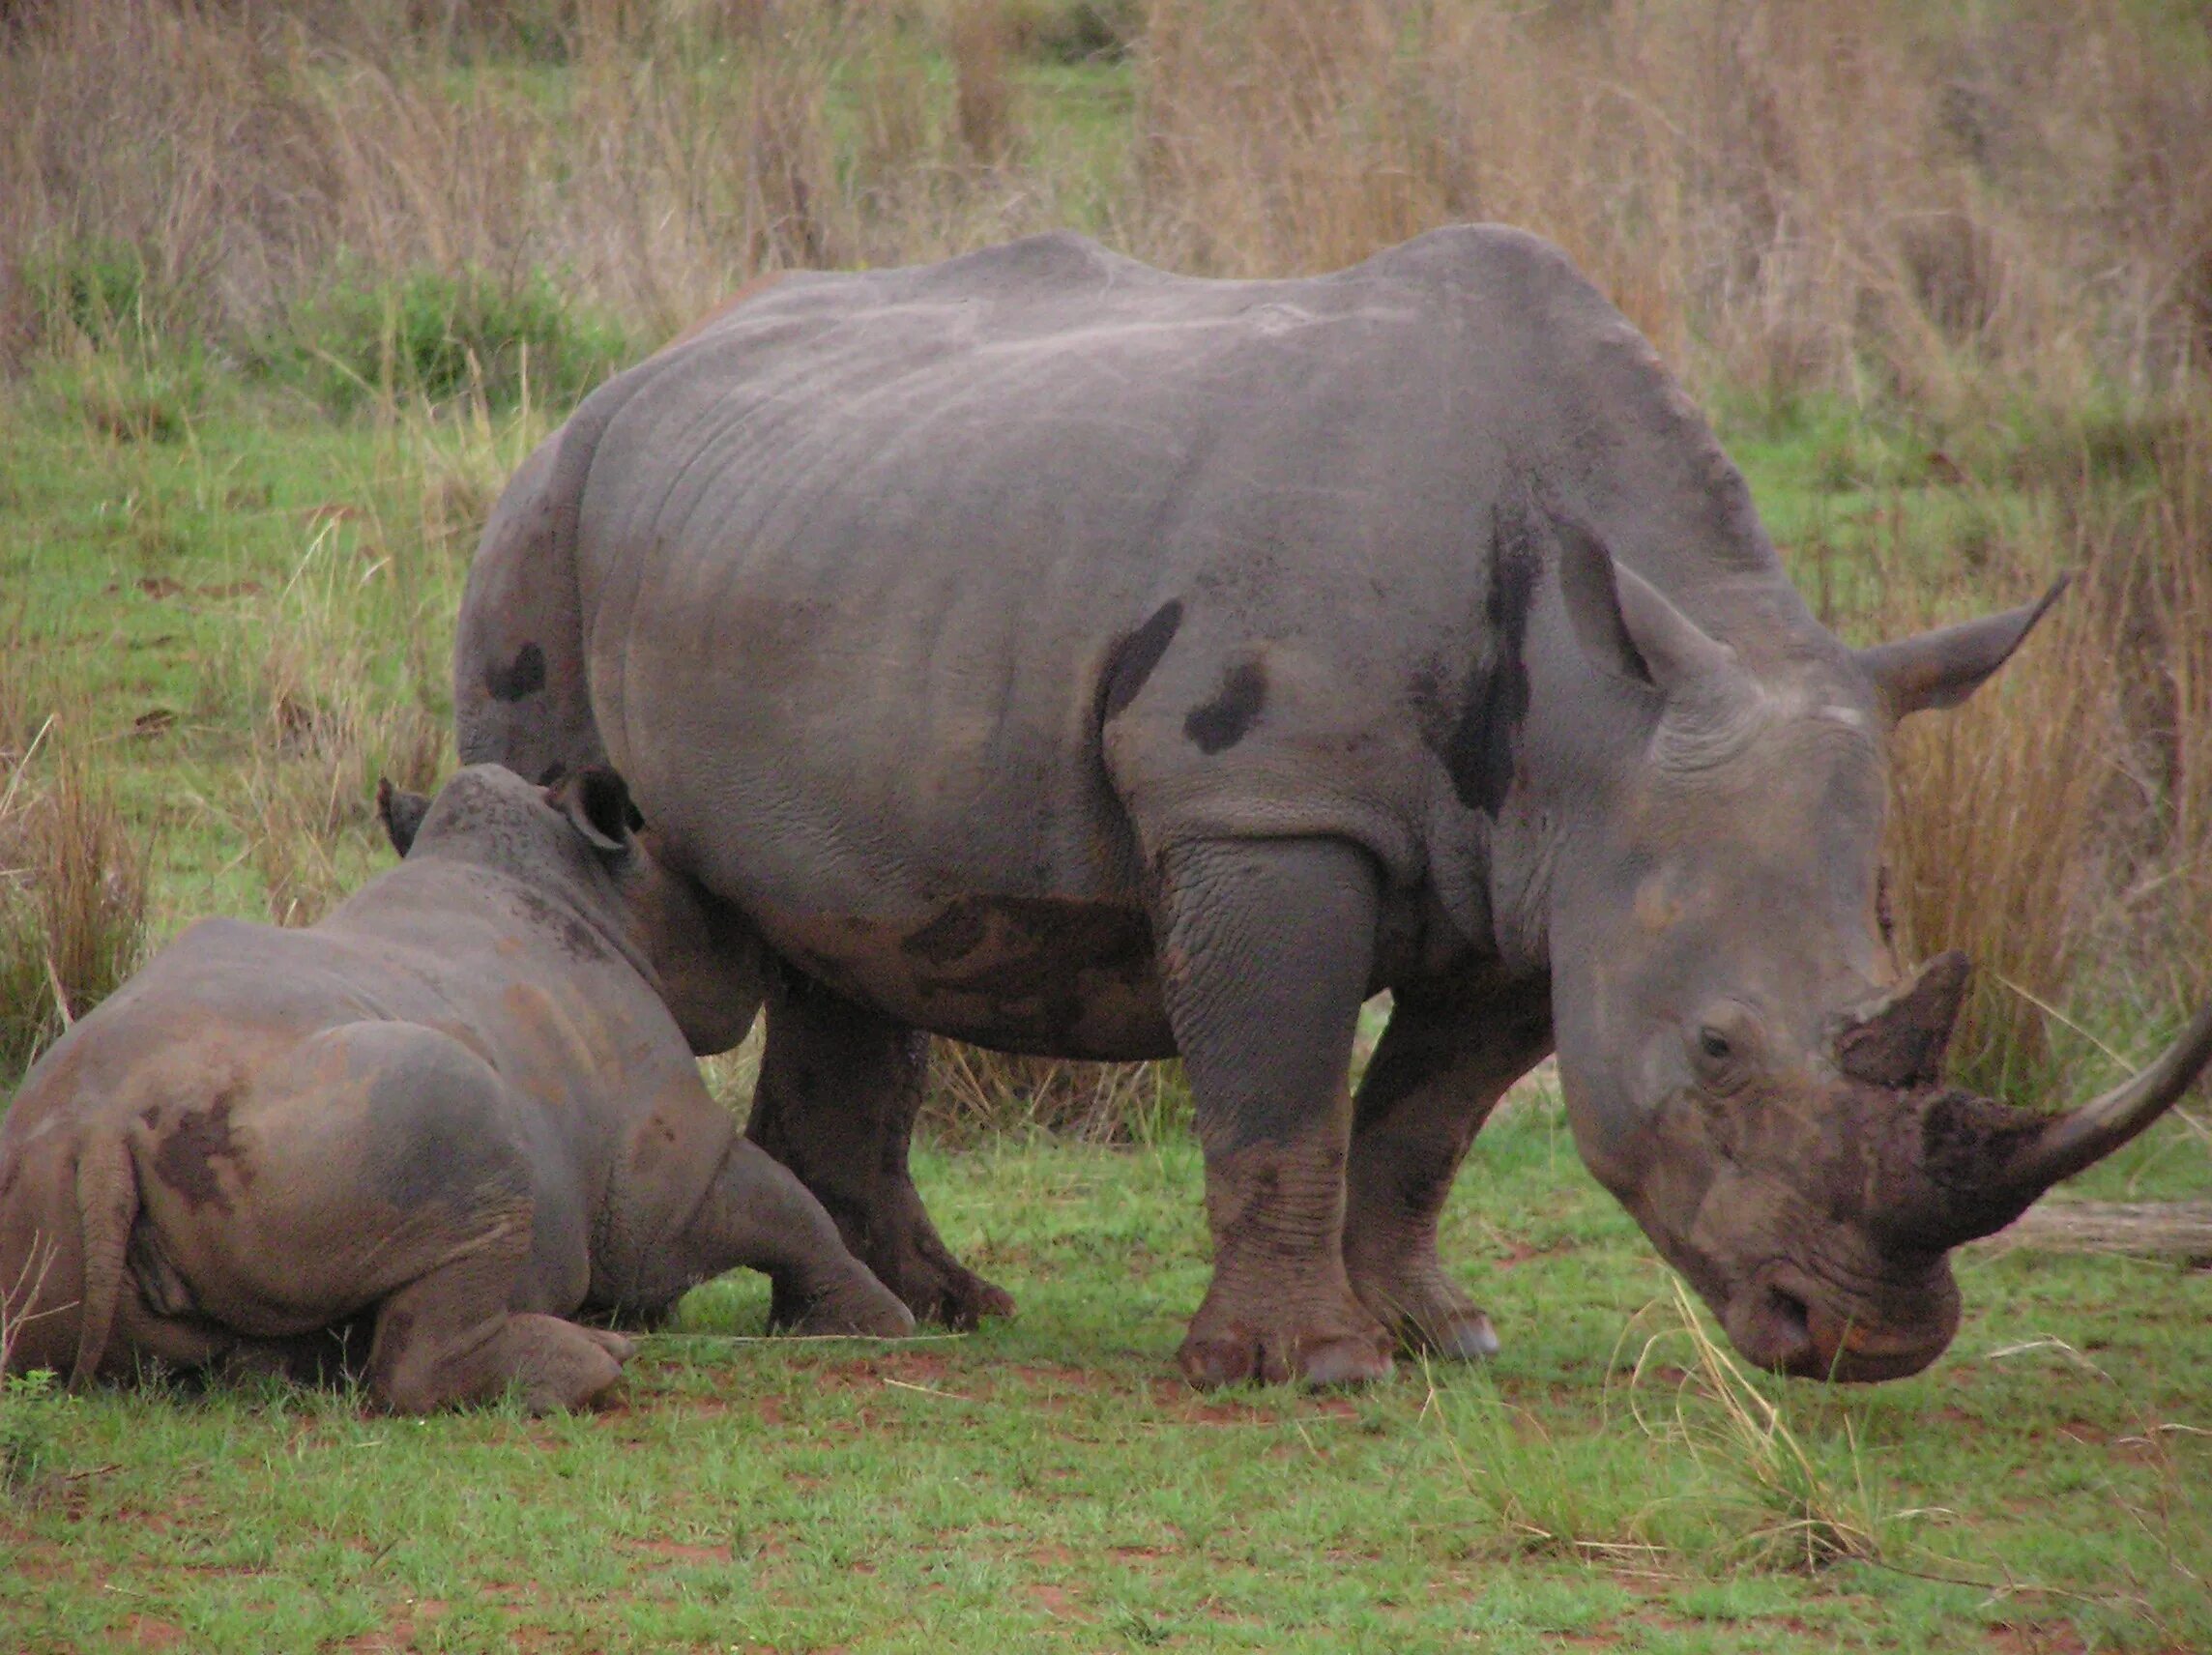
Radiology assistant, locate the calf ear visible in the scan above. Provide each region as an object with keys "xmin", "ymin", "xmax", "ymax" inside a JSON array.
[
  {"xmin": 548, "ymin": 765, "xmax": 640, "ymax": 857},
  {"xmin": 1854, "ymin": 578, "xmax": 2068, "ymax": 718},
  {"xmin": 375, "ymin": 778, "xmax": 432, "ymax": 858},
  {"xmin": 1553, "ymin": 510, "xmax": 1734, "ymax": 697}
]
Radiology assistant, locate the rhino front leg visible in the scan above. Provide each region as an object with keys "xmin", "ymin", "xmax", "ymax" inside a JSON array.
[
  {"xmin": 746, "ymin": 973, "xmax": 1014, "ymax": 1329},
  {"xmin": 633, "ymin": 1137, "xmax": 915, "ymax": 1337},
  {"xmin": 1156, "ymin": 837, "xmax": 1393, "ymax": 1389},
  {"xmin": 1343, "ymin": 973, "xmax": 1553, "ymax": 1360}
]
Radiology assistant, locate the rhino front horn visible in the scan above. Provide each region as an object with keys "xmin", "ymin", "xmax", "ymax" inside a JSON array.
[
  {"xmin": 1987, "ymin": 999, "xmax": 2212, "ymax": 1206},
  {"xmin": 1838, "ymin": 950, "xmax": 1970, "ymax": 1089},
  {"xmin": 1895, "ymin": 997, "xmax": 2212, "ymax": 1250}
]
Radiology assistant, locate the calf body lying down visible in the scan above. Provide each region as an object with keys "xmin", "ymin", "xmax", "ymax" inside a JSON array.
[{"xmin": 0, "ymin": 765, "xmax": 911, "ymax": 1412}]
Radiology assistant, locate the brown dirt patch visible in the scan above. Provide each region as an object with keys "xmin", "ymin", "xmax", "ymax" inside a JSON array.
[
  {"xmin": 625, "ymin": 1538, "xmax": 734, "ymax": 1565},
  {"xmin": 824, "ymin": 1350, "xmax": 955, "ymax": 1387},
  {"xmin": 126, "ymin": 1614, "xmax": 187, "ymax": 1650},
  {"xmin": 1984, "ymin": 1622, "xmax": 2092, "ymax": 1655},
  {"xmin": 341, "ymin": 1598, "xmax": 448, "ymax": 1653},
  {"xmin": 1029, "ymin": 1582, "xmax": 1085, "ymax": 1618}
]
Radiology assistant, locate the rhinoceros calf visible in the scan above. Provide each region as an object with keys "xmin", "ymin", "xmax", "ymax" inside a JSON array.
[
  {"xmin": 0, "ymin": 765, "xmax": 912, "ymax": 1412},
  {"xmin": 453, "ymin": 226, "xmax": 2212, "ymax": 1389}
]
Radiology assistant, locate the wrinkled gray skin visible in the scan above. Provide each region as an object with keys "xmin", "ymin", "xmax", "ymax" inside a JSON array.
[
  {"xmin": 454, "ymin": 226, "xmax": 2212, "ymax": 1389},
  {"xmin": 0, "ymin": 765, "xmax": 911, "ymax": 1413}
]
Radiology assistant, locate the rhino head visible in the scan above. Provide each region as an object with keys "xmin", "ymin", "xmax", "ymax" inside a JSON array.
[
  {"xmin": 380, "ymin": 764, "xmax": 765, "ymax": 1057},
  {"xmin": 1534, "ymin": 523, "xmax": 2212, "ymax": 1382}
]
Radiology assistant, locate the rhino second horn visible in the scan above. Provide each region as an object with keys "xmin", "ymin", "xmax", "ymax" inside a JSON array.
[
  {"xmin": 1989, "ymin": 998, "xmax": 2212, "ymax": 1204},
  {"xmin": 1838, "ymin": 950, "xmax": 1970, "ymax": 1089}
]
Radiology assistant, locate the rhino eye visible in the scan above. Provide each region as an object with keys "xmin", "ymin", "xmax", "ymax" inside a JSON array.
[{"xmin": 1698, "ymin": 1027, "xmax": 1733, "ymax": 1062}]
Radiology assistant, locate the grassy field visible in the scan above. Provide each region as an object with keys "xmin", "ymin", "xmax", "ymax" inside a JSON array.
[
  {"xmin": 2, "ymin": 1109, "xmax": 2209, "ymax": 1652},
  {"xmin": 4, "ymin": 1, "xmax": 2212, "ymax": 1650}
]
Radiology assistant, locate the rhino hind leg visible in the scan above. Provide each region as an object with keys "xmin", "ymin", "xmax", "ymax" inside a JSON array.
[
  {"xmin": 1153, "ymin": 838, "xmax": 1394, "ymax": 1390},
  {"xmin": 364, "ymin": 1234, "xmax": 632, "ymax": 1415},
  {"xmin": 746, "ymin": 973, "xmax": 1013, "ymax": 1330},
  {"xmin": 1342, "ymin": 974, "xmax": 1554, "ymax": 1360}
]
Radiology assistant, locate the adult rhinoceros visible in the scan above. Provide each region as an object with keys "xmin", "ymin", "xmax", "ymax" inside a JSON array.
[{"xmin": 454, "ymin": 226, "xmax": 2212, "ymax": 1389}]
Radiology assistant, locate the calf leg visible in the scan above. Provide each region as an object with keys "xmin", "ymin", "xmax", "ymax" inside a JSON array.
[
  {"xmin": 624, "ymin": 1137, "xmax": 915, "ymax": 1336},
  {"xmin": 1154, "ymin": 837, "xmax": 1391, "ymax": 1389},
  {"xmin": 746, "ymin": 973, "xmax": 1012, "ymax": 1329},
  {"xmin": 1343, "ymin": 973, "xmax": 1553, "ymax": 1358}
]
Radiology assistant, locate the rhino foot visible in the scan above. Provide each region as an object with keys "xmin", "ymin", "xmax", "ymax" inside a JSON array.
[
  {"xmin": 782, "ymin": 1275, "xmax": 917, "ymax": 1339},
  {"xmin": 1350, "ymin": 1268, "xmax": 1502, "ymax": 1361},
  {"xmin": 1177, "ymin": 1321, "xmax": 1395, "ymax": 1390},
  {"xmin": 1176, "ymin": 1278, "xmax": 1395, "ymax": 1390},
  {"xmin": 779, "ymin": 1219, "xmax": 1013, "ymax": 1333},
  {"xmin": 886, "ymin": 1236, "xmax": 1016, "ymax": 1331}
]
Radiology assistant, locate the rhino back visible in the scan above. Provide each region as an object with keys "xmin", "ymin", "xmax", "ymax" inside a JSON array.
[{"xmin": 521, "ymin": 229, "xmax": 1815, "ymax": 992}]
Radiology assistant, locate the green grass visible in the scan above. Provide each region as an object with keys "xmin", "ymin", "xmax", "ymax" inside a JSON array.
[
  {"xmin": 2, "ymin": 1117, "xmax": 2207, "ymax": 1652},
  {"xmin": 5, "ymin": 342, "xmax": 2209, "ymax": 1652}
]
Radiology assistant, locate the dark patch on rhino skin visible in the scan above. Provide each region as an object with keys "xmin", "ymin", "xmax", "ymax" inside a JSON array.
[
  {"xmin": 153, "ymin": 1089, "xmax": 250, "ymax": 1214},
  {"xmin": 902, "ymin": 902, "xmax": 992, "ymax": 968},
  {"xmin": 1099, "ymin": 599, "xmax": 1183, "ymax": 722},
  {"xmin": 1432, "ymin": 511, "xmax": 1540, "ymax": 816},
  {"xmin": 1183, "ymin": 660, "xmax": 1268, "ymax": 754},
  {"xmin": 484, "ymin": 642, "xmax": 546, "ymax": 703},
  {"xmin": 899, "ymin": 896, "xmax": 1161, "ymax": 1056},
  {"xmin": 510, "ymin": 886, "xmax": 613, "ymax": 965}
]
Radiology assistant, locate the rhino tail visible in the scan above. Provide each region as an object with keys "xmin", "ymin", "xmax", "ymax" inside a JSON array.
[{"xmin": 67, "ymin": 1129, "xmax": 135, "ymax": 1390}]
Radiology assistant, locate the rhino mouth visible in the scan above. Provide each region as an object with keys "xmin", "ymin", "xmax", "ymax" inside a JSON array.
[{"xmin": 1727, "ymin": 1262, "xmax": 1961, "ymax": 1383}]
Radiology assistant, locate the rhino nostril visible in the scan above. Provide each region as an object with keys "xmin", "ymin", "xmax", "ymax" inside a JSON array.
[{"xmin": 1765, "ymin": 1284, "xmax": 1813, "ymax": 1354}]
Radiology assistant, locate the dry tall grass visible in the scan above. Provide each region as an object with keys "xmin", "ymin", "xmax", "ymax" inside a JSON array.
[
  {"xmin": 0, "ymin": 731, "xmax": 150, "ymax": 1077},
  {"xmin": 9, "ymin": 1, "xmax": 2202, "ymax": 395},
  {"xmin": 2, "ymin": 0, "xmax": 2206, "ymax": 1109}
]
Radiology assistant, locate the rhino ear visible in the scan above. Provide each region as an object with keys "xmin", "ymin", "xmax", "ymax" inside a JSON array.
[
  {"xmin": 1554, "ymin": 511, "xmax": 1733, "ymax": 697},
  {"xmin": 375, "ymin": 778, "xmax": 432, "ymax": 858},
  {"xmin": 1855, "ymin": 578, "xmax": 2068, "ymax": 719},
  {"xmin": 547, "ymin": 766, "xmax": 640, "ymax": 857}
]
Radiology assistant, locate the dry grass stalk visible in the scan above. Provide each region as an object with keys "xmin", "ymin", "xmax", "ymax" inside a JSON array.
[
  {"xmin": 948, "ymin": 1, "xmax": 1016, "ymax": 163},
  {"xmin": 922, "ymin": 1043, "xmax": 1180, "ymax": 1145},
  {"xmin": 0, "ymin": 733, "xmax": 150, "ymax": 1076},
  {"xmin": 7, "ymin": 0, "xmax": 2204, "ymax": 400},
  {"xmin": 1881, "ymin": 553, "xmax": 2121, "ymax": 1096},
  {"xmin": 1631, "ymin": 1278, "xmax": 1883, "ymax": 1573}
]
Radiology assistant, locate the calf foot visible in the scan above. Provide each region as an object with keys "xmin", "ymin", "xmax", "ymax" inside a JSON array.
[
  {"xmin": 497, "ymin": 1314, "xmax": 630, "ymax": 1414},
  {"xmin": 778, "ymin": 1271, "xmax": 917, "ymax": 1339},
  {"xmin": 780, "ymin": 1220, "xmax": 1011, "ymax": 1332}
]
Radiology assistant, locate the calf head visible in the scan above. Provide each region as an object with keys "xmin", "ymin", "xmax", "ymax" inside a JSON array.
[
  {"xmin": 384, "ymin": 764, "xmax": 763, "ymax": 1056},
  {"xmin": 1538, "ymin": 524, "xmax": 2211, "ymax": 1381}
]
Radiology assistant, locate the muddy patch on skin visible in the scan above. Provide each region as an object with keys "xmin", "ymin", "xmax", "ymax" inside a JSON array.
[
  {"xmin": 151, "ymin": 1089, "xmax": 251, "ymax": 1214},
  {"xmin": 1425, "ymin": 508, "xmax": 1539, "ymax": 817},
  {"xmin": 484, "ymin": 642, "xmax": 546, "ymax": 703},
  {"xmin": 508, "ymin": 886, "xmax": 613, "ymax": 965},
  {"xmin": 1100, "ymin": 599, "xmax": 1183, "ymax": 720},
  {"xmin": 1182, "ymin": 658, "xmax": 1267, "ymax": 753},
  {"xmin": 891, "ymin": 896, "xmax": 1167, "ymax": 1058}
]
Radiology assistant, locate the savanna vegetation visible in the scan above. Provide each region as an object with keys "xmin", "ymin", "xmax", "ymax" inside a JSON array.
[{"xmin": 1, "ymin": 1, "xmax": 2207, "ymax": 1648}]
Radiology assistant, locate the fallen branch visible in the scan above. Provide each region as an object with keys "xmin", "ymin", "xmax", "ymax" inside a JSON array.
[{"xmin": 1979, "ymin": 1201, "xmax": 2212, "ymax": 1263}]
